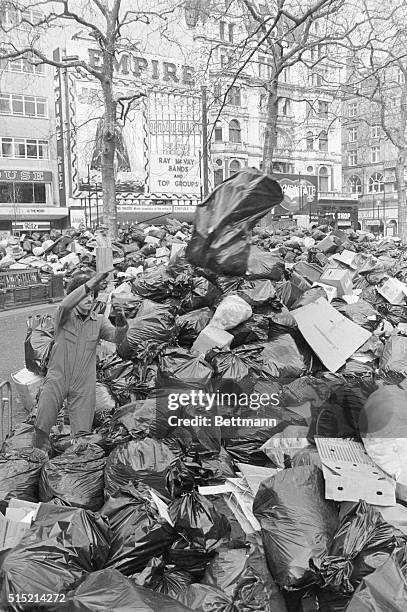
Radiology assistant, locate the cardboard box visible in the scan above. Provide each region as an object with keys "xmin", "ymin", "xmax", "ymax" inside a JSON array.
[
  {"xmin": 144, "ymin": 235, "xmax": 161, "ymax": 245},
  {"xmin": 156, "ymin": 247, "xmax": 170, "ymax": 258},
  {"xmin": 293, "ymin": 262, "xmax": 323, "ymax": 284},
  {"xmin": 292, "ymin": 297, "xmax": 371, "ymax": 372},
  {"xmin": 170, "ymin": 243, "xmax": 185, "ymax": 260},
  {"xmin": 378, "ymin": 278, "xmax": 407, "ymax": 305},
  {"xmin": 320, "ymin": 267, "xmax": 353, "ymax": 296},
  {"xmin": 331, "ymin": 249, "xmax": 358, "ymax": 269},
  {"xmin": 191, "ymin": 325, "xmax": 233, "ymax": 355},
  {"xmin": 315, "ymin": 235, "xmax": 341, "ymax": 254}
]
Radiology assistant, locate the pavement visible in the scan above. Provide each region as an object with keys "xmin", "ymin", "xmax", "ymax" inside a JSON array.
[{"xmin": 0, "ymin": 302, "xmax": 57, "ymax": 429}]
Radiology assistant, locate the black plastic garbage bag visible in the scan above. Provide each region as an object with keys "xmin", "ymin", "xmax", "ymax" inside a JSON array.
[
  {"xmin": 246, "ymin": 246, "xmax": 285, "ymax": 281},
  {"xmin": 291, "ymin": 286, "xmax": 327, "ymax": 309},
  {"xmin": 333, "ymin": 300, "xmax": 380, "ymax": 332},
  {"xmin": 229, "ymin": 314, "xmax": 269, "ymax": 348},
  {"xmin": 180, "ymin": 276, "xmax": 220, "ymax": 312},
  {"xmin": 54, "ymin": 569, "xmax": 192, "ymax": 612},
  {"xmin": 377, "ymin": 303, "xmax": 407, "ymax": 327},
  {"xmin": 0, "ymin": 448, "xmax": 47, "ymax": 502},
  {"xmin": 317, "ymin": 501, "xmax": 407, "ymax": 594},
  {"xmin": 379, "ymin": 335, "xmax": 407, "ymax": 383},
  {"xmin": 186, "ymin": 169, "xmax": 283, "ymax": 277},
  {"xmin": 132, "ymin": 266, "xmax": 175, "ymax": 301},
  {"xmin": 166, "ymin": 538, "xmax": 215, "ymax": 579},
  {"xmin": 104, "ymin": 438, "xmax": 177, "ymax": 499},
  {"xmin": 253, "ymin": 466, "xmax": 338, "ymax": 589},
  {"xmin": 260, "ymin": 335, "xmax": 308, "ymax": 380},
  {"xmin": 166, "ymin": 451, "xmax": 235, "ymax": 498},
  {"xmin": 176, "ymin": 308, "xmax": 213, "ymax": 348},
  {"xmin": 202, "ymin": 535, "xmax": 288, "ymax": 612},
  {"xmin": 133, "ymin": 556, "xmax": 194, "ymax": 600},
  {"xmin": 118, "ymin": 300, "xmax": 176, "ymax": 361},
  {"xmin": 24, "ymin": 314, "xmax": 54, "ymax": 375},
  {"xmin": 101, "ymin": 484, "xmax": 176, "ymax": 576},
  {"xmin": 0, "ymin": 505, "xmax": 111, "ymax": 609},
  {"xmin": 39, "ymin": 443, "xmax": 105, "ymax": 511},
  {"xmin": 237, "ymin": 279, "xmax": 276, "ymax": 307},
  {"xmin": 110, "ymin": 396, "xmax": 172, "ymax": 440},
  {"xmin": 158, "ymin": 347, "xmax": 213, "ymax": 389},
  {"xmin": 169, "ymin": 491, "xmax": 231, "ymax": 556},
  {"xmin": 208, "ymin": 345, "xmax": 262, "ymax": 393},
  {"xmin": 223, "ymin": 412, "xmax": 287, "ymax": 465},
  {"xmin": 93, "ymin": 382, "xmax": 116, "ymax": 427},
  {"xmin": 346, "ymin": 551, "xmax": 407, "ymax": 612},
  {"xmin": 180, "ymin": 583, "xmax": 234, "ymax": 611}
]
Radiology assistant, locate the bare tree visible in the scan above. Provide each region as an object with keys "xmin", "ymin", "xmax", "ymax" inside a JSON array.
[
  {"xmin": 341, "ymin": 1, "xmax": 407, "ymax": 239},
  {"xmin": 0, "ymin": 0, "xmax": 179, "ymax": 238}
]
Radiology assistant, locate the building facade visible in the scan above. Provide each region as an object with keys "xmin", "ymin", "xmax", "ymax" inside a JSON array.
[
  {"xmin": 0, "ymin": 5, "xmax": 69, "ymax": 232},
  {"xmin": 342, "ymin": 64, "xmax": 404, "ymax": 236}
]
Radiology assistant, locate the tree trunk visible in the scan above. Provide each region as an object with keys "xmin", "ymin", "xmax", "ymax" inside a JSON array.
[
  {"xmin": 100, "ymin": 77, "xmax": 117, "ymax": 239},
  {"xmin": 262, "ymin": 80, "xmax": 279, "ymax": 174},
  {"xmin": 396, "ymin": 148, "xmax": 407, "ymax": 241}
]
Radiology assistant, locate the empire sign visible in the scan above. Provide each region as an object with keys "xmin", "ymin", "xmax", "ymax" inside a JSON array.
[{"xmin": 88, "ymin": 50, "xmax": 195, "ymax": 85}]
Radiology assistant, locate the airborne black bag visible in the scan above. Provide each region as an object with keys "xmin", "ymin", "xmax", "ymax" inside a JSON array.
[{"xmin": 186, "ymin": 169, "xmax": 283, "ymax": 277}]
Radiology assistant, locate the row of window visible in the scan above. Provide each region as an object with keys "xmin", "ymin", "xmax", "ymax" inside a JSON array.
[
  {"xmin": 0, "ymin": 94, "xmax": 47, "ymax": 118},
  {"xmin": 214, "ymin": 120, "xmax": 241, "ymax": 143},
  {"xmin": 214, "ymin": 163, "xmax": 331, "ymax": 190},
  {"xmin": 0, "ymin": 182, "xmax": 46, "ymax": 204},
  {"xmin": 219, "ymin": 21, "xmax": 234, "ymax": 43},
  {"xmin": 348, "ymin": 147, "xmax": 380, "ymax": 166},
  {"xmin": 0, "ymin": 6, "xmax": 43, "ymax": 28},
  {"xmin": 347, "ymin": 173, "xmax": 385, "ymax": 194},
  {"xmin": 0, "ymin": 137, "xmax": 49, "ymax": 160},
  {"xmin": 348, "ymin": 125, "xmax": 380, "ymax": 141},
  {"xmin": 0, "ymin": 53, "xmax": 45, "ymax": 75}
]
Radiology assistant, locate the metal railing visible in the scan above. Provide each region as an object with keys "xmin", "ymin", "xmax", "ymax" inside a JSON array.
[{"xmin": 0, "ymin": 381, "xmax": 12, "ymax": 446}]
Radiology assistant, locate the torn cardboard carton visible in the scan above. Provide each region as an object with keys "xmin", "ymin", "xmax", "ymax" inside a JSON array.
[
  {"xmin": 320, "ymin": 268, "xmax": 353, "ymax": 297},
  {"xmin": 312, "ymin": 282, "xmax": 337, "ymax": 302},
  {"xmin": 378, "ymin": 278, "xmax": 407, "ymax": 305},
  {"xmin": 292, "ymin": 297, "xmax": 371, "ymax": 372},
  {"xmin": 315, "ymin": 437, "xmax": 395, "ymax": 506}
]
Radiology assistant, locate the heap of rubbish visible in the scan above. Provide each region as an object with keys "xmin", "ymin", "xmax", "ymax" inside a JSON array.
[{"xmin": 2, "ymin": 168, "xmax": 407, "ymax": 611}]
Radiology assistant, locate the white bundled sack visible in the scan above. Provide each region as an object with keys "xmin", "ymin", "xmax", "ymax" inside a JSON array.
[
  {"xmin": 210, "ymin": 295, "xmax": 252, "ymax": 330},
  {"xmin": 260, "ymin": 425, "xmax": 310, "ymax": 468}
]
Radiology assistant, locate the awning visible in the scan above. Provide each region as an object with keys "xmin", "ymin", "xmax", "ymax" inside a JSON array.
[{"xmin": 0, "ymin": 206, "xmax": 68, "ymax": 220}]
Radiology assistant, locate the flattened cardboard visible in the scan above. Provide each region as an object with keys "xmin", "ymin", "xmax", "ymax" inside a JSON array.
[
  {"xmin": 315, "ymin": 437, "xmax": 396, "ymax": 506},
  {"xmin": 292, "ymin": 297, "xmax": 371, "ymax": 372},
  {"xmin": 378, "ymin": 278, "xmax": 407, "ymax": 305}
]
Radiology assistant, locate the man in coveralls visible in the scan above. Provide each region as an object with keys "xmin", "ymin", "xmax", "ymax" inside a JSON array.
[{"xmin": 33, "ymin": 270, "xmax": 128, "ymax": 449}]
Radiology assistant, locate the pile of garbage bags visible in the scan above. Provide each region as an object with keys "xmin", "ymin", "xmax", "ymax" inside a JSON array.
[{"xmin": 3, "ymin": 169, "xmax": 407, "ymax": 610}]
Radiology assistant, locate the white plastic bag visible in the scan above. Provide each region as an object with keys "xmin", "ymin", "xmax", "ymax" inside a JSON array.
[
  {"xmin": 260, "ymin": 425, "xmax": 310, "ymax": 468},
  {"xmin": 210, "ymin": 295, "xmax": 252, "ymax": 330}
]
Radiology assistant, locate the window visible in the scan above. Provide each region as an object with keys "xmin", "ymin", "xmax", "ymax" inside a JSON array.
[
  {"xmin": 281, "ymin": 67, "xmax": 289, "ymax": 83},
  {"xmin": 347, "ymin": 175, "xmax": 362, "ymax": 194},
  {"xmin": 306, "ymin": 131, "xmax": 314, "ymax": 150},
  {"xmin": 3, "ymin": 53, "xmax": 45, "ymax": 75},
  {"xmin": 368, "ymin": 172, "xmax": 384, "ymax": 193},
  {"xmin": 214, "ymin": 122, "xmax": 223, "ymax": 142},
  {"xmin": 259, "ymin": 93, "xmax": 267, "ymax": 112},
  {"xmin": 348, "ymin": 102, "xmax": 357, "ymax": 117},
  {"xmin": 281, "ymin": 98, "xmax": 291, "ymax": 116},
  {"xmin": 258, "ymin": 56, "xmax": 270, "ymax": 79},
  {"xmin": 318, "ymin": 100, "xmax": 329, "ymax": 118},
  {"xmin": 397, "ymin": 69, "xmax": 405, "ymax": 84},
  {"xmin": 0, "ymin": 94, "xmax": 47, "ymax": 118},
  {"xmin": 220, "ymin": 21, "xmax": 225, "ymax": 40},
  {"xmin": 214, "ymin": 168, "xmax": 223, "ymax": 187},
  {"xmin": 220, "ymin": 53, "xmax": 230, "ymax": 69},
  {"xmin": 371, "ymin": 124, "xmax": 380, "ymax": 138},
  {"xmin": 319, "ymin": 166, "xmax": 329, "ymax": 191},
  {"xmin": 349, "ymin": 151, "xmax": 358, "ymax": 166},
  {"xmin": 229, "ymin": 119, "xmax": 241, "ymax": 143},
  {"xmin": 319, "ymin": 130, "xmax": 328, "ymax": 151},
  {"xmin": 0, "ymin": 137, "xmax": 48, "ymax": 159},
  {"xmin": 228, "ymin": 23, "xmax": 234, "ymax": 43},
  {"xmin": 348, "ymin": 127, "xmax": 357, "ymax": 142},
  {"xmin": 371, "ymin": 145, "xmax": 380, "ymax": 163},
  {"xmin": 0, "ymin": 182, "xmax": 46, "ymax": 203},
  {"xmin": 2, "ymin": 5, "xmax": 42, "ymax": 28},
  {"xmin": 306, "ymin": 100, "xmax": 314, "ymax": 118},
  {"xmin": 229, "ymin": 159, "xmax": 241, "ymax": 175},
  {"xmin": 213, "ymin": 84, "xmax": 222, "ymax": 103},
  {"xmin": 227, "ymin": 86, "xmax": 241, "ymax": 106},
  {"xmin": 1, "ymin": 138, "xmax": 12, "ymax": 157}
]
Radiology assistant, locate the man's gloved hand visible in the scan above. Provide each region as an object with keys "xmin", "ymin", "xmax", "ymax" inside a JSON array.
[
  {"xmin": 86, "ymin": 268, "xmax": 114, "ymax": 292},
  {"xmin": 113, "ymin": 305, "xmax": 127, "ymax": 327}
]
